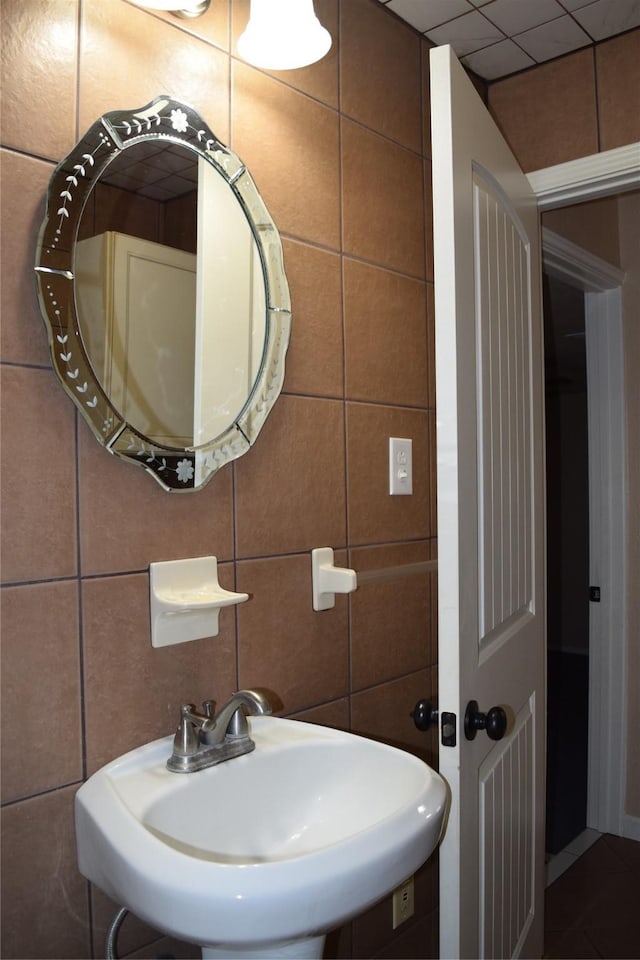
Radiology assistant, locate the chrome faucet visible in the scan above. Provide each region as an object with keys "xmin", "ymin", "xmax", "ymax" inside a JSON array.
[{"xmin": 167, "ymin": 689, "xmax": 273, "ymax": 773}]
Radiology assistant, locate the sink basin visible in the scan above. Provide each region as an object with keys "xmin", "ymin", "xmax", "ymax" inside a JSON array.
[{"xmin": 75, "ymin": 716, "xmax": 447, "ymax": 959}]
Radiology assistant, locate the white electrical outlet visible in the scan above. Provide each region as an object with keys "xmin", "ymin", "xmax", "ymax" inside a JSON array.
[{"xmin": 392, "ymin": 875, "xmax": 415, "ymax": 929}]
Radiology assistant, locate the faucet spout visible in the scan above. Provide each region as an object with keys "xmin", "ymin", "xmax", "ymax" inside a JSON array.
[
  {"xmin": 166, "ymin": 689, "xmax": 275, "ymax": 771},
  {"xmin": 202, "ymin": 689, "xmax": 273, "ymax": 746}
]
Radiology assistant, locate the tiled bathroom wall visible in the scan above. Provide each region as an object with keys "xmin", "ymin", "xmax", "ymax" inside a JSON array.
[
  {"xmin": 487, "ymin": 28, "xmax": 640, "ymax": 170},
  {"xmin": 1, "ymin": 0, "xmax": 638, "ymax": 955},
  {"xmin": 1, "ymin": 1, "xmax": 438, "ymax": 957}
]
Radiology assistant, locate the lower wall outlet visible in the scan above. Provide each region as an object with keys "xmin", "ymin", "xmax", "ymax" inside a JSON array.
[{"xmin": 391, "ymin": 875, "xmax": 415, "ymax": 929}]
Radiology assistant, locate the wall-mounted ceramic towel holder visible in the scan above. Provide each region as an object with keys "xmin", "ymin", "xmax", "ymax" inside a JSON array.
[
  {"xmin": 150, "ymin": 556, "xmax": 248, "ymax": 647},
  {"xmin": 311, "ymin": 547, "xmax": 438, "ymax": 611}
]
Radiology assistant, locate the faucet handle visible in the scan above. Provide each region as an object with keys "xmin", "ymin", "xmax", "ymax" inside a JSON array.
[
  {"xmin": 173, "ymin": 704, "xmax": 200, "ymax": 757},
  {"xmin": 178, "ymin": 701, "xmax": 216, "ymax": 733}
]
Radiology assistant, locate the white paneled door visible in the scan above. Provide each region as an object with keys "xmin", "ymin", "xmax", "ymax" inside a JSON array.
[{"xmin": 431, "ymin": 47, "xmax": 546, "ymax": 959}]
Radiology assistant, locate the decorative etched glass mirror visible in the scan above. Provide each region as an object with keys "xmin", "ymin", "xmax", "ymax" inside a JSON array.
[{"xmin": 35, "ymin": 97, "xmax": 291, "ymax": 491}]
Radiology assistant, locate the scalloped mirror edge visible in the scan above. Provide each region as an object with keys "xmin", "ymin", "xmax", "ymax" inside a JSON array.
[{"xmin": 34, "ymin": 96, "xmax": 291, "ymax": 492}]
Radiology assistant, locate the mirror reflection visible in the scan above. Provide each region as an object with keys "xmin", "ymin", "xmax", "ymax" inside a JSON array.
[
  {"xmin": 75, "ymin": 145, "xmax": 266, "ymax": 448},
  {"xmin": 35, "ymin": 98, "xmax": 290, "ymax": 491}
]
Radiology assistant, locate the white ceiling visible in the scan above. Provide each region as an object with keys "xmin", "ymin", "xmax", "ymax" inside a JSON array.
[{"xmin": 377, "ymin": 0, "xmax": 640, "ymax": 80}]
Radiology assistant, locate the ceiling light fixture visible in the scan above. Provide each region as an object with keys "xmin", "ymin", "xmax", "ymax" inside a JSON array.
[
  {"xmin": 238, "ymin": 0, "xmax": 332, "ymax": 71},
  {"xmin": 127, "ymin": 0, "xmax": 211, "ymax": 19}
]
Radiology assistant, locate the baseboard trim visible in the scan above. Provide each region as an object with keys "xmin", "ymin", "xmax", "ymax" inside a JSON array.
[{"xmin": 622, "ymin": 815, "xmax": 640, "ymax": 842}]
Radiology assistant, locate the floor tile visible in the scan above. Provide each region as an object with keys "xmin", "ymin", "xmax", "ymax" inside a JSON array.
[{"xmin": 544, "ymin": 834, "xmax": 640, "ymax": 960}]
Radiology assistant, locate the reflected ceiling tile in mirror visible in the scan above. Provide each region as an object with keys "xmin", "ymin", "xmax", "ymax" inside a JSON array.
[{"xmin": 35, "ymin": 97, "xmax": 290, "ymax": 492}]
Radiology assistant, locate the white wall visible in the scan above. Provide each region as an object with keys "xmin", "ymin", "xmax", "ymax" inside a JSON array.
[{"xmin": 619, "ymin": 191, "xmax": 640, "ymax": 820}]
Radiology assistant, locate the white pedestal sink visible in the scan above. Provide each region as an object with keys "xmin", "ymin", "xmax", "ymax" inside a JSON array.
[{"xmin": 75, "ymin": 716, "xmax": 447, "ymax": 959}]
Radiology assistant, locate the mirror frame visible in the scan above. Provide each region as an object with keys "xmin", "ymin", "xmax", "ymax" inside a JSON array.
[{"xmin": 35, "ymin": 96, "xmax": 291, "ymax": 491}]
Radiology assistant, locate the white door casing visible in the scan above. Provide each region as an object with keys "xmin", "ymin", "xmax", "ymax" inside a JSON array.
[
  {"xmin": 532, "ymin": 145, "xmax": 640, "ymax": 843},
  {"xmin": 431, "ymin": 46, "xmax": 546, "ymax": 959}
]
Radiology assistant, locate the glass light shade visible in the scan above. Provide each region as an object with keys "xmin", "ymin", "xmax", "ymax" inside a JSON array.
[{"xmin": 238, "ymin": 0, "xmax": 332, "ymax": 70}]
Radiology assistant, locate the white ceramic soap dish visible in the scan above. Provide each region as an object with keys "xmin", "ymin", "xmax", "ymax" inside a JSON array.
[{"xmin": 149, "ymin": 556, "xmax": 248, "ymax": 648}]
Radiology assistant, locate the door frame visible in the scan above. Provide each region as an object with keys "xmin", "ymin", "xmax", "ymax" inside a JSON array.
[
  {"xmin": 528, "ymin": 141, "xmax": 640, "ymax": 840},
  {"xmin": 541, "ymin": 226, "xmax": 626, "ymax": 838}
]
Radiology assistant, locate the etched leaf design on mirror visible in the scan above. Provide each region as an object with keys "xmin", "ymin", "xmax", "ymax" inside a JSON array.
[{"xmin": 35, "ymin": 97, "xmax": 291, "ymax": 492}]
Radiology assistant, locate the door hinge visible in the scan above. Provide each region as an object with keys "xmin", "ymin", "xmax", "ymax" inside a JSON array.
[
  {"xmin": 589, "ymin": 585, "xmax": 601, "ymax": 602},
  {"xmin": 441, "ymin": 711, "xmax": 456, "ymax": 747}
]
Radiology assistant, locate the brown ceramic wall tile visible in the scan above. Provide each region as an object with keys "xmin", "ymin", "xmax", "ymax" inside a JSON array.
[
  {"xmin": 426, "ymin": 283, "xmax": 436, "ymax": 409},
  {"xmin": 342, "ymin": 119, "xmax": 425, "ymax": 278},
  {"xmin": 231, "ymin": 61, "xmax": 341, "ymax": 250},
  {"xmin": 1, "ymin": 150, "xmax": 54, "ymax": 367},
  {"xmin": 290, "ymin": 697, "xmax": 350, "ymax": 730},
  {"xmin": 0, "ymin": 0, "xmax": 78, "ymax": 159},
  {"xmin": 422, "ymin": 41, "xmax": 433, "ymax": 160},
  {"xmin": 341, "ymin": 0, "xmax": 422, "ymax": 153},
  {"xmin": 346, "ymin": 403, "xmax": 430, "ymax": 545},
  {"xmin": 344, "ymin": 259, "xmax": 428, "ymax": 407},
  {"xmin": 542, "ymin": 196, "xmax": 621, "ymax": 266},
  {"xmin": 1, "ymin": 581, "xmax": 82, "ymax": 803},
  {"xmin": 77, "ymin": 418, "xmax": 234, "ymax": 575},
  {"xmin": 429, "ymin": 410, "xmax": 437, "ymax": 534},
  {"xmin": 91, "ymin": 888, "xmax": 201, "ymax": 960},
  {"xmin": 82, "ymin": 571, "xmax": 238, "ymax": 774},
  {"xmin": 351, "ymin": 855, "xmax": 438, "ymax": 959},
  {"xmin": 0, "ymin": 366, "xmax": 77, "ymax": 583},
  {"xmin": 231, "ymin": 0, "xmax": 339, "ymax": 109},
  {"xmin": 367, "ymin": 907, "xmax": 439, "ymax": 959},
  {"xmin": 430, "ymin": 539, "xmax": 438, "ymax": 669},
  {"xmin": 424, "ymin": 159, "xmax": 434, "ymax": 283},
  {"xmin": 79, "ymin": 0, "xmax": 230, "ymax": 143},
  {"xmin": 488, "ymin": 49, "xmax": 598, "ymax": 172},
  {"xmin": 326, "ymin": 921, "xmax": 353, "ymax": 960},
  {"xmin": 122, "ymin": 932, "xmax": 201, "ymax": 958},
  {"xmin": 596, "ymin": 30, "xmax": 640, "ymax": 151},
  {"xmin": 236, "ymin": 553, "xmax": 349, "ymax": 714},
  {"xmin": 351, "ymin": 669, "xmax": 433, "ymax": 761},
  {"xmin": 150, "ymin": 0, "xmax": 229, "ymax": 53},
  {"xmin": 281, "ymin": 239, "xmax": 344, "ymax": 398},
  {"xmin": 0, "ymin": 787, "xmax": 90, "ymax": 959},
  {"xmin": 235, "ymin": 395, "xmax": 347, "ymax": 557},
  {"xmin": 349, "ymin": 541, "xmax": 432, "ymax": 692}
]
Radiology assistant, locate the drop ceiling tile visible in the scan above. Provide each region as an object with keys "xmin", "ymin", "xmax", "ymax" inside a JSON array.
[
  {"xmin": 571, "ymin": 0, "xmax": 640, "ymax": 40},
  {"xmin": 386, "ymin": 0, "xmax": 473, "ymax": 33},
  {"xmin": 426, "ymin": 10, "xmax": 505, "ymax": 56},
  {"xmin": 482, "ymin": 0, "xmax": 566, "ymax": 35},
  {"xmin": 514, "ymin": 14, "xmax": 592, "ymax": 61},
  {"xmin": 462, "ymin": 38, "xmax": 535, "ymax": 79}
]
